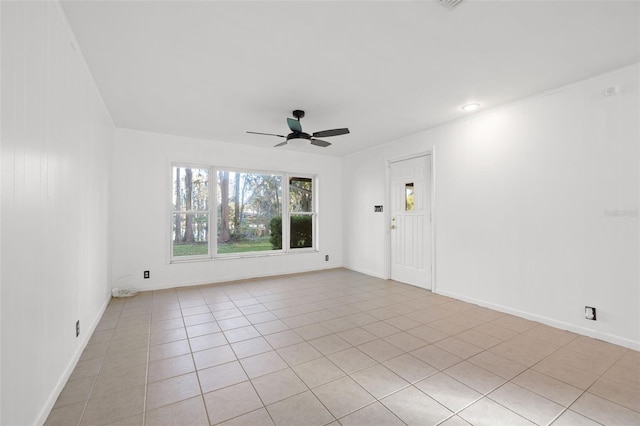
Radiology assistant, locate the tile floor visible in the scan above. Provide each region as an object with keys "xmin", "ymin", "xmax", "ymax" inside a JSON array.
[{"xmin": 45, "ymin": 268, "xmax": 640, "ymax": 426}]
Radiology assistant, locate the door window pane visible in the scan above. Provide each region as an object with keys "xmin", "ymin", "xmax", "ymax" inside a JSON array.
[{"xmin": 405, "ymin": 183, "xmax": 414, "ymax": 211}]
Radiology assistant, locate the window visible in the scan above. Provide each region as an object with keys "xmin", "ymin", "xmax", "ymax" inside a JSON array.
[
  {"xmin": 172, "ymin": 165, "xmax": 211, "ymax": 259},
  {"xmin": 217, "ymin": 170, "xmax": 282, "ymax": 255},
  {"xmin": 171, "ymin": 166, "xmax": 316, "ymax": 261},
  {"xmin": 289, "ymin": 176, "xmax": 315, "ymax": 249}
]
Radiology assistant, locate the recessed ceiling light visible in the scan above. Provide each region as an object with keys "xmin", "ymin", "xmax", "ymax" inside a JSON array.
[{"xmin": 461, "ymin": 103, "xmax": 480, "ymax": 112}]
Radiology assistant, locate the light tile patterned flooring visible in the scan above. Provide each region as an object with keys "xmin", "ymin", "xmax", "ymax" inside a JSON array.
[{"xmin": 46, "ymin": 268, "xmax": 640, "ymax": 425}]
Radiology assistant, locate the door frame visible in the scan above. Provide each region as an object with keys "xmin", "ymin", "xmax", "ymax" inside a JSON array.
[{"xmin": 385, "ymin": 148, "xmax": 436, "ymax": 292}]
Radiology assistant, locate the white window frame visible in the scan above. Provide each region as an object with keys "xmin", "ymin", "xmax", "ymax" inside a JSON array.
[
  {"xmin": 170, "ymin": 163, "xmax": 213, "ymax": 263},
  {"xmin": 287, "ymin": 174, "xmax": 317, "ymax": 252},
  {"xmin": 170, "ymin": 164, "xmax": 318, "ymax": 262}
]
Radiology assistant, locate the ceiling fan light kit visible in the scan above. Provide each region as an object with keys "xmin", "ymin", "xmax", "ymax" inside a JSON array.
[
  {"xmin": 283, "ymin": 135, "xmax": 308, "ymax": 146},
  {"xmin": 247, "ymin": 110, "xmax": 350, "ymax": 148}
]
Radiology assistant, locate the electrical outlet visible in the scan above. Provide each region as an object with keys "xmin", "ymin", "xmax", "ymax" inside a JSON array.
[
  {"xmin": 76, "ymin": 320, "xmax": 80, "ymax": 337},
  {"xmin": 585, "ymin": 306, "xmax": 597, "ymax": 321},
  {"xmin": 325, "ymin": 255, "xmax": 329, "ymax": 261},
  {"xmin": 144, "ymin": 270, "xmax": 150, "ymax": 279}
]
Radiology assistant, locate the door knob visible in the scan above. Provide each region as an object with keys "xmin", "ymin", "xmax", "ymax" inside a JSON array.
[{"xmin": 391, "ymin": 224, "xmax": 396, "ymax": 230}]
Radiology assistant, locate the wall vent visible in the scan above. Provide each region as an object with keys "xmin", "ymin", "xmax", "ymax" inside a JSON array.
[{"xmin": 439, "ymin": 0, "xmax": 464, "ymax": 10}]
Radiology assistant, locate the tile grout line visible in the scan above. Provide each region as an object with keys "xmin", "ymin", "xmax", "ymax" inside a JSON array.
[
  {"xmin": 74, "ymin": 301, "xmax": 124, "ymax": 426},
  {"xmin": 448, "ymin": 324, "xmax": 577, "ymax": 425},
  {"xmin": 255, "ymin": 282, "xmax": 501, "ymax": 423},
  {"xmin": 222, "ymin": 280, "xmax": 310, "ymax": 425},
  {"xmin": 218, "ymin": 289, "xmax": 299, "ymax": 426},
  {"xmin": 397, "ymin": 317, "xmax": 575, "ymax": 424},
  {"xmin": 257, "ymin": 317, "xmax": 422, "ymax": 424},
  {"xmin": 53, "ymin": 270, "xmax": 640, "ymax": 426},
  {"xmin": 449, "ymin": 321, "xmax": 637, "ymax": 424},
  {"xmin": 203, "ymin": 285, "xmax": 261, "ymax": 426},
  {"xmin": 179, "ymin": 284, "xmax": 272, "ymax": 425},
  {"xmin": 210, "ymin": 280, "xmax": 388, "ymax": 424},
  {"xmin": 193, "ymin": 286, "xmax": 219, "ymax": 426},
  {"xmin": 557, "ymin": 346, "xmax": 634, "ymax": 425},
  {"xmin": 141, "ymin": 296, "xmax": 152, "ymax": 426}
]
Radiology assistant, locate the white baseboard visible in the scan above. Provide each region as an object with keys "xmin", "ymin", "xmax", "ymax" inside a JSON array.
[
  {"xmin": 133, "ymin": 265, "xmax": 347, "ymax": 292},
  {"xmin": 436, "ymin": 289, "xmax": 640, "ymax": 352},
  {"xmin": 342, "ymin": 265, "xmax": 386, "ymax": 280},
  {"xmin": 35, "ymin": 294, "xmax": 111, "ymax": 426}
]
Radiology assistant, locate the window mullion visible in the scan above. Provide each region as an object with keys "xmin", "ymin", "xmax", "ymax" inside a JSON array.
[
  {"xmin": 212, "ymin": 167, "xmax": 218, "ymax": 257},
  {"xmin": 283, "ymin": 174, "xmax": 290, "ymax": 253},
  {"xmin": 209, "ymin": 166, "xmax": 218, "ymax": 257}
]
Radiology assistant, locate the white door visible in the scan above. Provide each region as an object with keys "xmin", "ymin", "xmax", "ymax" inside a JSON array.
[{"xmin": 389, "ymin": 155, "xmax": 432, "ymax": 289}]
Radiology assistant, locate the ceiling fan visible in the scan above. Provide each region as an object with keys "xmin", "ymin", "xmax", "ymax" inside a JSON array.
[{"xmin": 247, "ymin": 110, "xmax": 349, "ymax": 148}]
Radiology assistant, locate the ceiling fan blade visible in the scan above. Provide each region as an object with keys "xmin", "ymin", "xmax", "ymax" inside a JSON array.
[
  {"xmin": 287, "ymin": 118, "xmax": 302, "ymax": 133},
  {"xmin": 310, "ymin": 139, "xmax": 331, "ymax": 147},
  {"xmin": 312, "ymin": 128, "xmax": 349, "ymax": 138},
  {"xmin": 247, "ymin": 131, "xmax": 286, "ymax": 138},
  {"xmin": 274, "ymin": 141, "xmax": 288, "ymax": 147}
]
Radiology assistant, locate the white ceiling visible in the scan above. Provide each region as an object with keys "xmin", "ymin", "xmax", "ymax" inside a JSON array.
[{"xmin": 61, "ymin": 1, "xmax": 639, "ymax": 157}]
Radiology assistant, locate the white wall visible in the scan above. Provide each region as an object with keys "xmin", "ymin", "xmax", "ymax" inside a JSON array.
[
  {"xmin": 111, "ymin": 128, "xmax": 343, "ymax": 291},
  {"xmin": 344, "ymin": 65, "xmax": 639, "ymax": 349},
  {"xmin": 1, "ymin": 2, "xmax": 114, "ymax": 425}
]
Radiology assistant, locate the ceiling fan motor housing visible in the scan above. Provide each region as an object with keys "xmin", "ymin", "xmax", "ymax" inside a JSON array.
[
  {"xmin": 287, "ymin": 132, "xmax": 311, "ymax": 141},
  {"xmin": 247, "ymin": 109, "xmax": 347, "ymax": 148}
]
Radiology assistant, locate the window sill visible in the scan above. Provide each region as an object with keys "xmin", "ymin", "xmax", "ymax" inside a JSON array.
[
  {"xmin": 170, "ymin": 256, "xmax": 213, "ymax": 264},
  {"xmin": 170, "ymin": 248, "xmax": 319, "ymax": 264}
]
